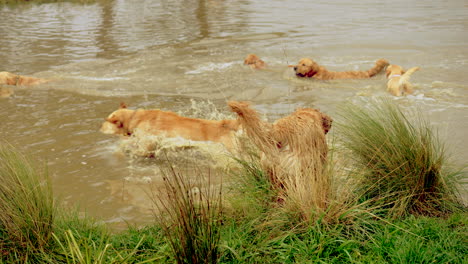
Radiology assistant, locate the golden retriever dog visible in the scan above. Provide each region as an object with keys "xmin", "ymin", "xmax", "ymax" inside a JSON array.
[
  {"xmin": 289, "ymin": 58, "xmax": 389, "ymax": 79},
  {"xmin": 385, "ymin": 64, "xmax": 420, "ymax": 96},
  {"xmin": 228, "ymin": 101, "xmax": 332, "ymax": 191},
  {"xmin": 100, "ymin": 103, "xmax": 241, "ymax": 151},
  {"xmin": 244, "ymin": 54, "xmax": 266, "ymax": 69},
  {"xmin": 0, "ymin": 71, "xmax": 50, "ymax": 86}
]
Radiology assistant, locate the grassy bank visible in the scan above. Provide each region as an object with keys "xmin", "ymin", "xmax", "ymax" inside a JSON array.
[{"xmin": 0, "ymin": 100, "xmax": 466, "ymax": 263}]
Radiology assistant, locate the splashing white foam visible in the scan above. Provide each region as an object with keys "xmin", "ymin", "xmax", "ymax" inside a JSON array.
[{"xmin": 177, "ymin": 99, "xmax": 236, "ymax": 120}]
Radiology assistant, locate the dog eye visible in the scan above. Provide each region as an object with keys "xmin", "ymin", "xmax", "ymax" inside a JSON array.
[{"xmin": 302, "ymin": 64, "xmax": 306, "ymax": 66}]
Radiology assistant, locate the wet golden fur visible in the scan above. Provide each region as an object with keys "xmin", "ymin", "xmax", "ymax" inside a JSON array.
[
  {"xmin": 385, "ymin": 64, "xmax": 420, "ymax": 96},
  {"xmin": 0, "ymin": 71, "xmax": 49, "ymax": 86},
  {"xmin": 228, "ymin": 101, "xmax": 332, "ymax": 190},
  {"xmin": 290, "ymin": 58, "xmax": 389, "ymax": 79},
  {"xmin": 100, "ymin": 103, "xmax": 241, "ymax": 150},
  {"xmin": 244, "ymin": 54, "xmax": 266, "ymax": 69}
]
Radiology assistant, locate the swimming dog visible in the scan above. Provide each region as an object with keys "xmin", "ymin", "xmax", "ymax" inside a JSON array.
[
  {"xmin": 385, "ymin": 64, "xmax": 420, "ymax": 96},
  {"xmin": 0, "ymin": 71, "xmax": 49, "ymax": 86},
  {"xmin": 290, "ymin": 58, "xmax": 389, "ymax": 80},
  {"xmin": 244, "ymin": 54, "xmax": 267, "ymax": 69},
  {"xmin": 100, "ymin": 103, "xmax": 241, "ymax": 150}
]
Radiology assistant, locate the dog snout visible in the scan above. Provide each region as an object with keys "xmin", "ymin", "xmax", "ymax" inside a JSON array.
[{"xmin": 293, "ymin": 66, "xmax": 297, "ymax": 71}]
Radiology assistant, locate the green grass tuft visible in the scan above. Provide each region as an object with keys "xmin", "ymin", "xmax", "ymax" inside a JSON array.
[
  {"xmin": 0, "ymin": 144, "xmax": 55, "ymax": 258},
  {"xmin": 338, "ymin": 99, "xmax": 464, "ymax": 217},
  {"xmin": 153, "ymin": 164, "xmax": 223, "ymax": 264}
]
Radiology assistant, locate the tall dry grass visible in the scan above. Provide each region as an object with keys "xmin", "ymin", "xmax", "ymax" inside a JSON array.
[
  {"xmin": 338, "ymin": 99, "xmax": 463, "ymax": 217},
  {"xmin": 153, "ymin": 164, "xmax": 223, "ymax": 264},
  {"xmin": 0, "ymin": 144, "xmax": 55, "ymax": 252},
  {"xmin": 274, "ymin": 131, "xmax": 331, "ymax": 221}
]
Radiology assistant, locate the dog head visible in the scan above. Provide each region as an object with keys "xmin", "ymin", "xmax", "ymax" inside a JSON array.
[
  {"xmin": 290, "ymin": 58, "xmax": 320, "ymax": 77},
  {"xmin": 100, "ymin": 102, "xmax": 136, "ymax": 136},
  {"xmin": 0, "ymin": 72, "xmax": 19, "ymax": 85},
  {"xmin": 244, "ymin": 54, "xmax": 265, "ymax": 69},
  {"xmin": 385, "ymin": 64, "xmax": 405, "ymax": 79},
  {"xmin": 244, "ymin": 54, "xmax": 260, "ymax": 65},
  {"xmin": 293, "ymin": 108, "xmax": 333, "ymax": 134}
]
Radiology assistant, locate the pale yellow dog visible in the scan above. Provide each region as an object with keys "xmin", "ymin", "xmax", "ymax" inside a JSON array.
[{"xmin": 385, "ymin": 64, "xmax": 420, "ymax": 96}]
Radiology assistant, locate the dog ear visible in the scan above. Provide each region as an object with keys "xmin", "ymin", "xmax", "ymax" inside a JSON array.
[{"xmin": 120, "ymin": 102, "xmax": 127, "ymax": 109}]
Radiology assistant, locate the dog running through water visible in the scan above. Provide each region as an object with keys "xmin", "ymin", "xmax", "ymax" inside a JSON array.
[{"xmin": 100, "ymin": 103, "xmax": 241, "ymax": 152}]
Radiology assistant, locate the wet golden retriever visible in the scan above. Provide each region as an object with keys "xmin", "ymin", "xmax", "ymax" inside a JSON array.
[
  {"xmin": 244, "ymin": 54, "xmax": 266, "ymax": 69},
  {"xmin": 100, "ymin": 103, "xmax": 241, "ymax": 150},
  {"xmin": 385, "ymin": 64, "xmax": 420, "ymax": 96},
  {"xmin": 228, "ymin": 101, "xmax": 332, "ymax": 189},
  {"xmin": 0, "ymin": 71, "xmax": 49, "ymax": 86},
  {"xmin": 289, "ymin": 58, "xmax": 389, "ymax": 80}
]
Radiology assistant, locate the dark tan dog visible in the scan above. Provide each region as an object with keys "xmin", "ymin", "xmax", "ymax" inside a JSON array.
[
  {"xmin": 228, "ymin": 101, "xmax": 332, "ymax": 190},
  {"xmin": 385, "ymin": 64, "xmax": 420, "ymax": 96},
  {"xmin": 0, "ymin": 71, "xmax": 49, "ymax": 86},
  {"xmin": 289, "ymin": 58, "xmax": 389, "ymax": 80},
  {"xmin": 244, "ymin": 54, "xmax": 266, "ymax": 69},
  {"xmin": 100, "ymin": 103, "xmax": 241, "ymax": 150}
]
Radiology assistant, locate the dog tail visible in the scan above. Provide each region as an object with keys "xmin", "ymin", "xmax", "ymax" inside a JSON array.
[
  {"xmin": 227, "ymin": 101, "xmax": 276, "ymax": 153},
  {"xmin": 367, "ymin": 58, "xmax": 390, "ymax": 77},
  {"xmin": 399, "ymin": 67, "xmax": 420, "ymax": 85}
]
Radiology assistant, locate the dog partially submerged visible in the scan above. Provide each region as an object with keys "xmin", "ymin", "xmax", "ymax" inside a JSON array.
[
  {"xmin": 0, "ymin": 71, "xmax": 49, "ymax": 86},
  {"xmin": 100, "ymin": 103, "xmax": 241, "ymax": 151},
  {"xmin": 244, "ymin": 54, "xmax": 266, "ymax": 69},
  {"xmin": 290, "ymin": 58, "xmax": 389, "ymax": 80},
  {"xmin": 385, "ymin": 64, "xmax": 420, "ymax": 96},
  {"xmin": 228, "ymin": 101, "xmax": 332, "ymax": 192}
]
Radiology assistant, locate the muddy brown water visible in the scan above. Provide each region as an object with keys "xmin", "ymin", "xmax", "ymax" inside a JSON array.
[{"xmin": 1, "ymin": 0, "xmax": 467, "ymax": 228}]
